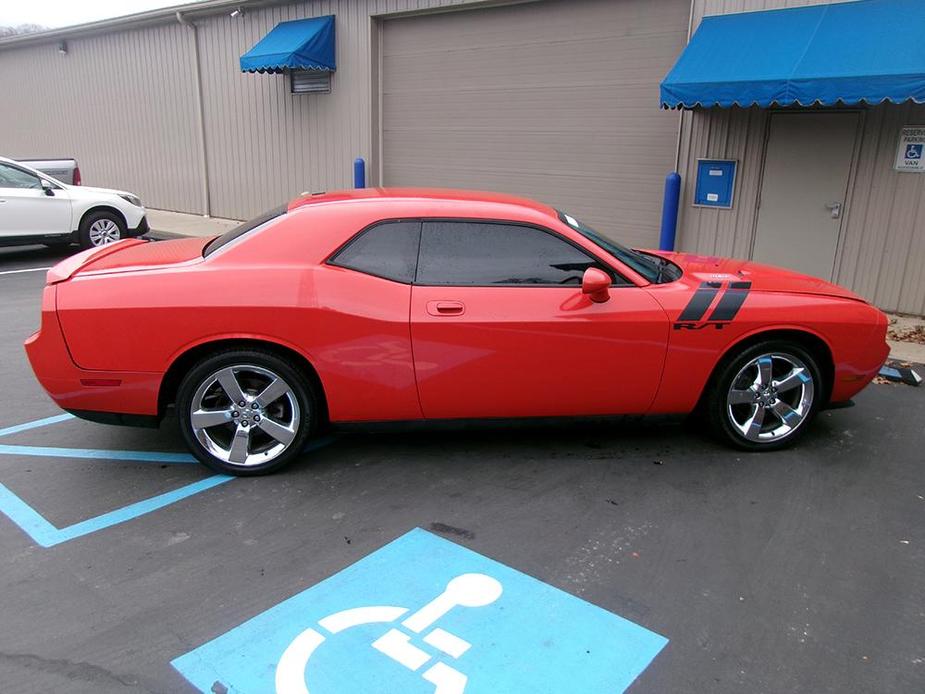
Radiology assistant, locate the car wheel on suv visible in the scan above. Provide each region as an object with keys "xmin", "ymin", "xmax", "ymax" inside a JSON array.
[{"xmin": 79, "ymin": 210, "xmax": 126, "ymax": 250}]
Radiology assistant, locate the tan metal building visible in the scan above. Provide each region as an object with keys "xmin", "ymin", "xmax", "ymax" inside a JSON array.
[
  {"xmin": 0, "ymin": 0, "xmax": 922, "ymax": 314},
  {"xmin": 0, "ymin": 0, "xmax": 690, "ymax": 251},
  {"xmin": 676, "ymin": 0, "xmax": 925, "ymax": 316}
]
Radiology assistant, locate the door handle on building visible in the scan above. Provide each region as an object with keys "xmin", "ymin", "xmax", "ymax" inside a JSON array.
[{"xmin": 825, "ymin": 201, "xmax": 842, "ymax": 219}]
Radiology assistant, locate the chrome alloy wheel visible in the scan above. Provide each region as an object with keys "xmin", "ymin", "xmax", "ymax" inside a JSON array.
[
  {"xmin": 88, "ymin": 218, "xmax": 121, "ymax": 246},
  {"xmin": 726, "ymin": 353, "xmax": 815, "ymax": 443},
  {"xmin": 189, "ymin": 364, "xmax": 300, "ymax": 467}
]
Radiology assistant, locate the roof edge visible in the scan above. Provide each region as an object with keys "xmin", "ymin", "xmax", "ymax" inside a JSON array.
[{"xmin": 0, "ymin": 0, "xmax": 286, "ymax": 49}]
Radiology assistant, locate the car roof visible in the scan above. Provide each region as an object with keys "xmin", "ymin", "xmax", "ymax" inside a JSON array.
[{"xmin": 287, "ymin": 187, "xmax": 559, "ymax": 219}]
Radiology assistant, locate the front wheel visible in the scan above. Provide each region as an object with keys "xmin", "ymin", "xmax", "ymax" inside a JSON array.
[
  {"xmin": 78, "ymin": 210, "xmax": 125, "ymax": 249},
  {"xmin": 177, "ymin": 350, "xmax": 317, "ymax": 475},
  {"xmin": 706, "ymin": 341, "xmax": 823, "ymax": 451}
]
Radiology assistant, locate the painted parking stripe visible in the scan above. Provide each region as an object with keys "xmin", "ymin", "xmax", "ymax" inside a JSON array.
[
  {"xmin": 0, "ymin": 414, "xmax": 339, "ymax": 548},
  {"xmin": 0, "ymin": 266, "xmax": 53, "ymax": 276},
  {"xmin": 172, "ymin": 528, "xmax": 668, "ymax": 694},
  {"xmin": 0, "ymin": 413, "xmax": 75, "ymax": 437},
  {"xmin": 0, "ymin": 444, "xmax": 196, "ymax": 463},
  {"xmin": 0, "ymin": 475, "xmax": 231, "ymax": 548}
]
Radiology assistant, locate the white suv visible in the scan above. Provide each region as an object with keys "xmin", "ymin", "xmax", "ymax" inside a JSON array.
[{"xmin": 0, "ymin": 156, "xmax": 147, "ymax": 250}]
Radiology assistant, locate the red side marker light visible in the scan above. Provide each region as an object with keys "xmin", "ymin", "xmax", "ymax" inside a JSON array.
[{"xmin": 80, "ymin": 378, "xmax": 122, "ymax": 387}]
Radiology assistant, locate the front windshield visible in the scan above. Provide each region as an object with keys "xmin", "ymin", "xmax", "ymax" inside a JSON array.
[{"xmin": 557, "ymin": 211, "xmax": 666, "ymax": 283}]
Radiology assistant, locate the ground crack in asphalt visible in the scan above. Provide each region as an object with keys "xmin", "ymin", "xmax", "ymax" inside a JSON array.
[{"xmin": 0, "ymin": 650, "xmax": 142, "ymax": 688}]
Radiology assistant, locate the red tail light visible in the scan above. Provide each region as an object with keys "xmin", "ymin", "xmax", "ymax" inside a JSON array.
[{"xmin": 73, "ymin": 166, "xmax": 81, "ymax": 186}]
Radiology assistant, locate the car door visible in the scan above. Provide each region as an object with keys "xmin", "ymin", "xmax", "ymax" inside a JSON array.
[
  {"xmin": 410, "ymin": 220, "xmax": 669, "ymax": 419},
  {"xmin": 322, "ymin": 219, "xmax": 424, "ymax": 421},
  {"xmin": 0, "ymin": 162, "xmax": 72, "ymax": 238}
]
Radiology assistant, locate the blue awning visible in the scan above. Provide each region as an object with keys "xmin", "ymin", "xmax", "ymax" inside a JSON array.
[
  {"xmin": 660, "ymin": 0, "xmax": 925, "ymax": 109},
  {"xmin": 240, "ymin": 15, "xmax": 335, "ymax": 73}
]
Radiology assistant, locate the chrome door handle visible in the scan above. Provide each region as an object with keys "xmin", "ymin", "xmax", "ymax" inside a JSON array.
[{"xmin": 824, "ymin": 201, "xmax": 842, "ymax": 219}]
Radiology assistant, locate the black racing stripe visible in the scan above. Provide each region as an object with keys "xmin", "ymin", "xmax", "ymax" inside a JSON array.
[
  {"xmin": 678, "ymin": 282, "xmax": 722, "ymax": 322},
  {"xmin": 708, "ymin": 281, "xmax": 752, "ymax": 322}
]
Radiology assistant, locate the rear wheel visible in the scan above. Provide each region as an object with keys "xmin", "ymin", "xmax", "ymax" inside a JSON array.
[
  {"xmin": 177, "ymin": 350, "xmax": 317, "ymax": 475},
  {"xmin": 78, "ymin": 210, "xmax": 125, "ymax": 250},
  {"xmin": 706, "ymin": 340, "xmax": 822, "ymax": 451}
]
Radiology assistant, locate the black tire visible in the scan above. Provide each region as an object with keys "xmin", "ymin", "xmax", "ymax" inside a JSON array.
[
  {"xmin": 176, "ymin": 349, "xmax": 318, "ymax": 476},
  {"xmin": 78, "ymin": 210, "xmax": 126, "ymax": 250},
  {"xmin": 705, "ymin": 340, "xmax": 823, "ymax": 451}
]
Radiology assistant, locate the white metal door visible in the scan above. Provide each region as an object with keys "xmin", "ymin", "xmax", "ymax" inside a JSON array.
[
  {"xmin": 752, "ymin": 113, "xmax": 859, "ymax": 280},
  {"xmin": 0, "ymin": 163, "xmax": 72, "ymax": 238}
]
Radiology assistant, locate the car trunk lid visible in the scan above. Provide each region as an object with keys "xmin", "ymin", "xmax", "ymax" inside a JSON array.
[{"xmin": 47, "ymin": 237, "xmax": 212, "ymax": 284}]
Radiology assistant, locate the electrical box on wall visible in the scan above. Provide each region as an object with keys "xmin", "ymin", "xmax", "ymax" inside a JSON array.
[{"xmin": 694, "ymin": 159, "xmax": 737, "ymax": 208}]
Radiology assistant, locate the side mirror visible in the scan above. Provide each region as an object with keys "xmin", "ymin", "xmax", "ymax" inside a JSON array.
[
  {"xmin": 41, "ymin": 179, "xmax": 55, "ymax": 196},
  {"xmin": 581, "ymin": 267, "xmax": 611, "ymax": 303}
]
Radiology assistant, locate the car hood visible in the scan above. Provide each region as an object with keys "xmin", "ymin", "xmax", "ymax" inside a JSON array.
[
  {"xmin": 651, "ymin": 251, "xmax": 866, "ymax": 302},
  {"xmin": 66, "ymin": 184, "xmax": 134, "ymax": 198}
]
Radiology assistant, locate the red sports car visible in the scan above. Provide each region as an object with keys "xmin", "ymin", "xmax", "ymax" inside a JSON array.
[{"xmin": 25, "ymin": 189, "xmax": 889, "ymax": 475}]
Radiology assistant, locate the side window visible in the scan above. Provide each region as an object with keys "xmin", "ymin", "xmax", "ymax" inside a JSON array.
[
  {"xmin": 330, "ymin": 221, "xmax": 421, "ymax": 284},
  {"xmin": 416, "ymin": 221, "xmax": 609, "ymax": 286},
  {"xmin": 0, "ymin": 163, "xmax": 42, "ymax": 190}
]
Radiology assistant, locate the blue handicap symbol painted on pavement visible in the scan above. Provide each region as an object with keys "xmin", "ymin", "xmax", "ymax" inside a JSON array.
[
  {"xmin": 0, "ymin": 413, "xmax": 232, "ymax": 547},
  {"xmin": 906, "ymin": 143, "xmax": 923, "ymax": 160},
  {"xmin": 172, "ymin": 528, "xmax": 668, "ymax": 694}
]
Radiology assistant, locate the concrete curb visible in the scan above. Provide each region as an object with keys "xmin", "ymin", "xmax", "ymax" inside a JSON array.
[{"xmin": 146, "ymin": 208, "xmax": 241, "ymax": 238}]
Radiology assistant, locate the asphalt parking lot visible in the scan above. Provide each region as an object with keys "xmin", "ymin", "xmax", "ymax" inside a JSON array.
[{"xmin": 0, "ymin": 241, "xmax": 923, "ymax": 694}]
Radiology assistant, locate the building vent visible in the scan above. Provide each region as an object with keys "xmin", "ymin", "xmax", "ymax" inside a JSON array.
[{"xmin": 290, "ymin": 69, "xmax": 331, "ymax": 94}]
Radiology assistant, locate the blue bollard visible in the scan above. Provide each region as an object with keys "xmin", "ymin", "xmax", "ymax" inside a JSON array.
[
  {"xmin": 353, "ymin": 157, "xmax": 366, "ymax": 189},
  {"xmin": 659, "ymin": 172, "xmax": 682, "ymax": 251}
]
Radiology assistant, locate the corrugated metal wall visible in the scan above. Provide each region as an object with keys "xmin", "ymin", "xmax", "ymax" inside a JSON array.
[
  {"xmin": 691, "ymin": 0, "xmax": 844, "ymax": 25},
  {"xmin": 0, "ymin": 0, "xmax": 507, "ymax": 220},
  {"xmin": 833, "ymin": 103, "xmax": 925, "ymax": 315},
  {"xmin": 193, "ymin": 0, "xmax": 494, "ymax": 220},
  {"xmin": 380, "ymin": 0, "xmax": 689, "ymax": 248},
  {"xmin": 678, "ymin": 0, "xmax": 925, "ymax": 314},
  {"xmin": 0, "ymin": 22, "xmax": 204, "ymax": 214}
]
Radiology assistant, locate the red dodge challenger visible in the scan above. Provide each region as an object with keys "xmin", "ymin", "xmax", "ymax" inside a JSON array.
[{"xmin": 25, "ymin": 189, "xmax": 889, "ymax": 475}]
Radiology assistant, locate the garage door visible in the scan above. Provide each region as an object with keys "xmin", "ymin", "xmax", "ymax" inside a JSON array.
[{"xmin": 381, "ymin": 0, "xmax": 689, "ymax": 247}]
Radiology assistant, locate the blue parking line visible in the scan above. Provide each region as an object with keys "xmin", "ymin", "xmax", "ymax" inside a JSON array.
[
  {"xmin": 0, "ymin": 413, "xmax": 222, "ymax": 547},
  {"xmin": 0, "ymin": 482, "xmax": 59, "ymax": 543},
  {"xmin": 0, "ymin": 475, "xmax": 232, "ymax": 547},
  {"xmin": 0, "ymin": 415, "xmax": 340, "ymax": 548},
  {"xmin": 0, "ymin": 413, "xmax": 75, "ymax": 438},
  {"xmin": 0, "ymin": 444, "xmax": 197, "ymax": 463}
]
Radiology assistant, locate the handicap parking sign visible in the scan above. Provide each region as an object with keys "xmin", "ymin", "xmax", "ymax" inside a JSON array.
[
  {"xmin": 172, "ymin": 528, "xmax": 667, "ymax": 693},
  {"xmin": 896, "ymin": 127, "xmax": 925, "ymax": 171}
]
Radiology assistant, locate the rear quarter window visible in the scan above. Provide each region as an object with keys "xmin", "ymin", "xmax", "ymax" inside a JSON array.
[
  {"xmin": 329, "ymin": 221, "xmax": 422, "ymax": 284},
  {"xmin": 203, "ymin": 203, "xmax": 289, "ymax": 257}
]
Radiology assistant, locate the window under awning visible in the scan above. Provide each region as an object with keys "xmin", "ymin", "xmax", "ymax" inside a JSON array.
[
  {"xmin": 660, "ymin": 0, "xmax": 925, "ymax": 109},
  {"xmin": 240, "ymin": 15, "xmax": 335, "ymax": 74}
]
